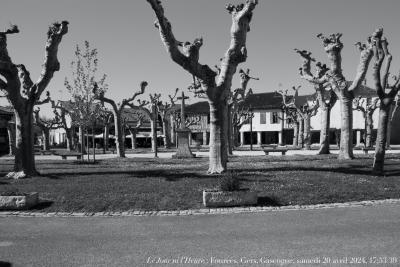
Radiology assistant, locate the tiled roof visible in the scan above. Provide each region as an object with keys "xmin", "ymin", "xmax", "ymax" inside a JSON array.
[
  {"xmin": 185, "ymin": 92, "xmax": 313, "ymax": 114},
  {"xmin": 186, "ymin": 101, "xmax": 209, "ymax": 114}
]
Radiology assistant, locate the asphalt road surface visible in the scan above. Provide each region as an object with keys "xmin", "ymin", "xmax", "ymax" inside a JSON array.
[{"xmin": 1, "ymin": 203, "xmax": 400, "ymax": 266}]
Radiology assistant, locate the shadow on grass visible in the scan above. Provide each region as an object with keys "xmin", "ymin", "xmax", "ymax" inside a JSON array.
[
  {"xmin": 0, "ymin": 261, "xmax": 12, "ymax": 267},
  {"xmin": 41, "ymin": 169, "xmax": 208, "ymax": 181},
  {"xmin": 257, "ymin": 196, "xmax": 282, "ymax": 207},
  {"xmin": 32, "ymin": 200, "xmax": 54, "ymax": 210},
  {"xmin": 233, "ymin": 164, "xmax": 399, "ymax": 177},
  {"xmin": 0, "ymin": 180, "xmax": 9, "ymax": 185}
]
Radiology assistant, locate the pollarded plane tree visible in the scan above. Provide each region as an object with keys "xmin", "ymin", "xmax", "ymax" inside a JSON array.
[
  {"xmin": 277, "ymin": 87, "xmax": 319, "ymax": 149},
  {"xmin": 135, "ymin": 94, "xmax": 162, "ymax": 156},
  {"xmin": 124, "ymin": 112, "xmax": 145, "ymax": 150},
  {"xmin": 298, "ymin": 32, "xmax": 374, "ymax": 159},
  {"xmin": 93, "ymin": 81, "xmax": 148, "ymax": 158},
  {"xmin": 352, "ymin": 96, "xmax": 379, "ymax": 148},
  {"xmin": 96, "ymin": 108, "xmax": 113, "ymax": 153},
  {"xmin": 228, "ymin": 68, "xmax": 258, "ymax": 153},
  {"xmin": 51, "ymin": 100, "xmax": 76, "ymax": 151},
  {"xmin": 147, "ymin": 0, "xmax": 258, "ymax": 174},
  {"xmin": 33, "ymin": 107, "xmax": 61, "ymax": 151},
  {"xmin": 157, "ymin": 88, "xmax": 179, "ymax": 148},
  {"xmin": 232, "ymin": 105, "xmax": 253, "ymax": 147},
  {"xmin": 370, "ymin": 29, "xmax": 400, "ymax": 174},
  {"xmin": 276, "ymin": 88, "xmax": 304, "ymax": 147},
  {"xmin": 0, "ymin": 22, "xmax": 68, "ymax": 178},
  {"xmin": 295, "ymin": 50, "xmax": 337, "ymax": 154}
]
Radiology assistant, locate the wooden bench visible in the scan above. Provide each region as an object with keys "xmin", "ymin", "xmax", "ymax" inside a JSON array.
[
  {"xmin": 362, "ymin": 148, "xmax": 375, "ymax": 154},
  {"xmin": 34, "ymin": 150, "xmax": 55, "ymax": 155},
  {"xmin": 262, "ymin": 147, "xmax": 288, "ymax": 155},
  {"xmin": 54, "ymin": 152, "xmax": 82, "ymax": 160}
]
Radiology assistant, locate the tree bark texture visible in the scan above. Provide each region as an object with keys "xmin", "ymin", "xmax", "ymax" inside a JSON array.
[
  {"xmin": 318, "ymin": 106, "xmax": 331, "ymax": 154},
  {"xmin": 298, "ymin": 119, "xmax": 304, "ymax": 148},
  {"xmin": 303, "ymin": 115, "xmax": 311, "ymax": 150},
  {"xmin": 338, "ymin": 93, "xmax": 354, "ymax": 159},
  {"xmin": 292, "ymin": 122, "xmax": 299, "ymax": 147},
  {"xmin": 373, "ymin": 104, "xmax": 390, "ymax": 174}
]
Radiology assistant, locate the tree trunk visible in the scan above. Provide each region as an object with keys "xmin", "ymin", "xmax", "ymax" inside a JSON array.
[
  {"xmin": 338, "ymin": 94, "xmax": 354, "ymax": 159},
  {"xmin": 227, "ymin": 105, "xmax": 233, "ymax": 155},
  {"xmin": 130, "ymin": 129, "xmax": 137, "ymax": 149},
  {"xmin": 104, "ymin": 125, "xmax": 109, "ymax": 151},
  {"xmin": 6, "ymin": 123, "xmax": 15, "ymax": 156},
  {"xmin": 65, "ymin": 128, "xmax": 74, "ymax": 151},
  {"xmin": 42, "ymin": 128, "xmax": 50, "ymax": 151},
  {"xmin": 208, "ymin": 100, "xmax": 228, "ymax": 173},
  {"xmin": 318, "ymin": 106, "xmax": 331, "ymax": 154},
  {"xmin": 233, "ymin": 125, "xmax": 240, "ymax": 148},
  {"xmin": 373, "ymin": 104, "xmax": 390, "ymax": 175},
  {"xmin": 365, "ymin": 114, "xmax": 373, "ymax": 148},
  {"xmin": 162, "ymin": 119, "xmax": 171, "ymax": 148},
  {"xmin": 113, "ymin": 111, "xmax": 125, "ymax": 157},
  {"xmin": 79, "ymin": 126, "xmax": 86, "ymax": 154},
  {"xmin": 293, "ymin": 122, "xmax": 299, "ymax": 147},
  {"xmin": 13, "ymin": 107, "xmax": 37, "ymax": 176},
  {"xmin": 170, "ymin": 118, "xmax": 176, "ymax": 147},
  {"xmin": 151, "ymin": 105, "xmax": 158, "ymax": 157},
  {"xmin": 298, "ymin": 119, "xmax": 304, "ymax": 148},
  {"xmin": 303, "ymin": 116, "xmax": 311, "ymax": 150},
  {"xmin": 386, "ymin": 104, "xmax": 394, "ymax": 149}
]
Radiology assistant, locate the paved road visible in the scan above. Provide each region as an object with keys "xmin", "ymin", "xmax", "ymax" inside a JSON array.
[{"xmin": 1, "ymin": 203, "xmax": 400, "ymax": 266}]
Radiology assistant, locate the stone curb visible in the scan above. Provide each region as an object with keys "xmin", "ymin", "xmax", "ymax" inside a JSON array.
[{"xmin": 1, "ymin": 199, "xmax": 400, "ymax": 218}]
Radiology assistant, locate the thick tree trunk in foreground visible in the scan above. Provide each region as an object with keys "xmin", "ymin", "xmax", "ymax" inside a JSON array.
[
  {"xmin": 208, "ymin": 100, "xmax": 228, "ymax": 173},
  {"xmin": 14, "ymin": 109, "xmax": 37, "ymax": 175},
  {"xmin": 373, "ymin": 105, "xmax": 390, "ymax": 174},
  {"xmin": 338, "ymin": 94, "xmax": 354, "ymax": 159},
  {"xmin": 318, "ymin": 106, "xmax": 331, "ymax": 154}
]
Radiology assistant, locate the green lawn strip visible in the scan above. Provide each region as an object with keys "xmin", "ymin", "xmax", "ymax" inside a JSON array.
[{"xmin": 0, "ymin": 155, "xmax": 400, "ymax": 212}]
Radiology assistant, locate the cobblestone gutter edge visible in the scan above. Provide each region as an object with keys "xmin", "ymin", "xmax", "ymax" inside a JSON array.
[{"xmin": 1, "ymin": 199, "xmax": 400, "ymax": 218}]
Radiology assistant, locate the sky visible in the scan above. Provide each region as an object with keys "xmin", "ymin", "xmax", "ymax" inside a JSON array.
[{"xmin": 1, "ymin": 0, "xmax": 400, "ymax": 116}]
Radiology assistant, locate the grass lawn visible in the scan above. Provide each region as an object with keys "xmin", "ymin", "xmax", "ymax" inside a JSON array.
[{"xmin": 1, "ymin": 153, "xmax": 400, "ymax": 212}]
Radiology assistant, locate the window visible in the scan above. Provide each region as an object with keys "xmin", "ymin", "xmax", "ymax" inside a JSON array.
[
  {"xmin": 271, "ymin": 112, "xmax": 279, "ymax": 124},
  {"xmin": 260, "ymin": 112, "xmax": 266, "ymax": 124}
]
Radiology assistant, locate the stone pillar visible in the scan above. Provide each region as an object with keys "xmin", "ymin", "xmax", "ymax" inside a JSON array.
[
  {"xmin": 278, "ymin": 131, "xmax": 283, "ymax": 146},
  {"xmin": 240, "ymin": 131, "xmax": 245, "ymax": 146},
  {"xmin": 356, "ymin": 130, "xmax": 361, "ymax": 147},
  {"xmin": 257, "ymin": 131, "xmax": 262, "ymax": 146},
  {"xmin": 202, "ymin": 131, "xmax": 207, "ymax": 146},
  {"xmin": 172, "ymin": 128, "xmax": 195, "ymax": 158}
]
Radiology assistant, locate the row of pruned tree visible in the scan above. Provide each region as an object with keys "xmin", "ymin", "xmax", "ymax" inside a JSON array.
[{"xmin": 294, "ymin": 28, "xmax": 400, "ymax": 174}]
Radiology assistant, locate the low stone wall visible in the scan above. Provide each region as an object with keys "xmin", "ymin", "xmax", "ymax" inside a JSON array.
[
  {"xmin": 0, "ymin": 193, "xmax": 39, "ymax": 210},
  {"xmin": 203, "ymin": 190, "xmax": 258, "ymax": 208}
]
